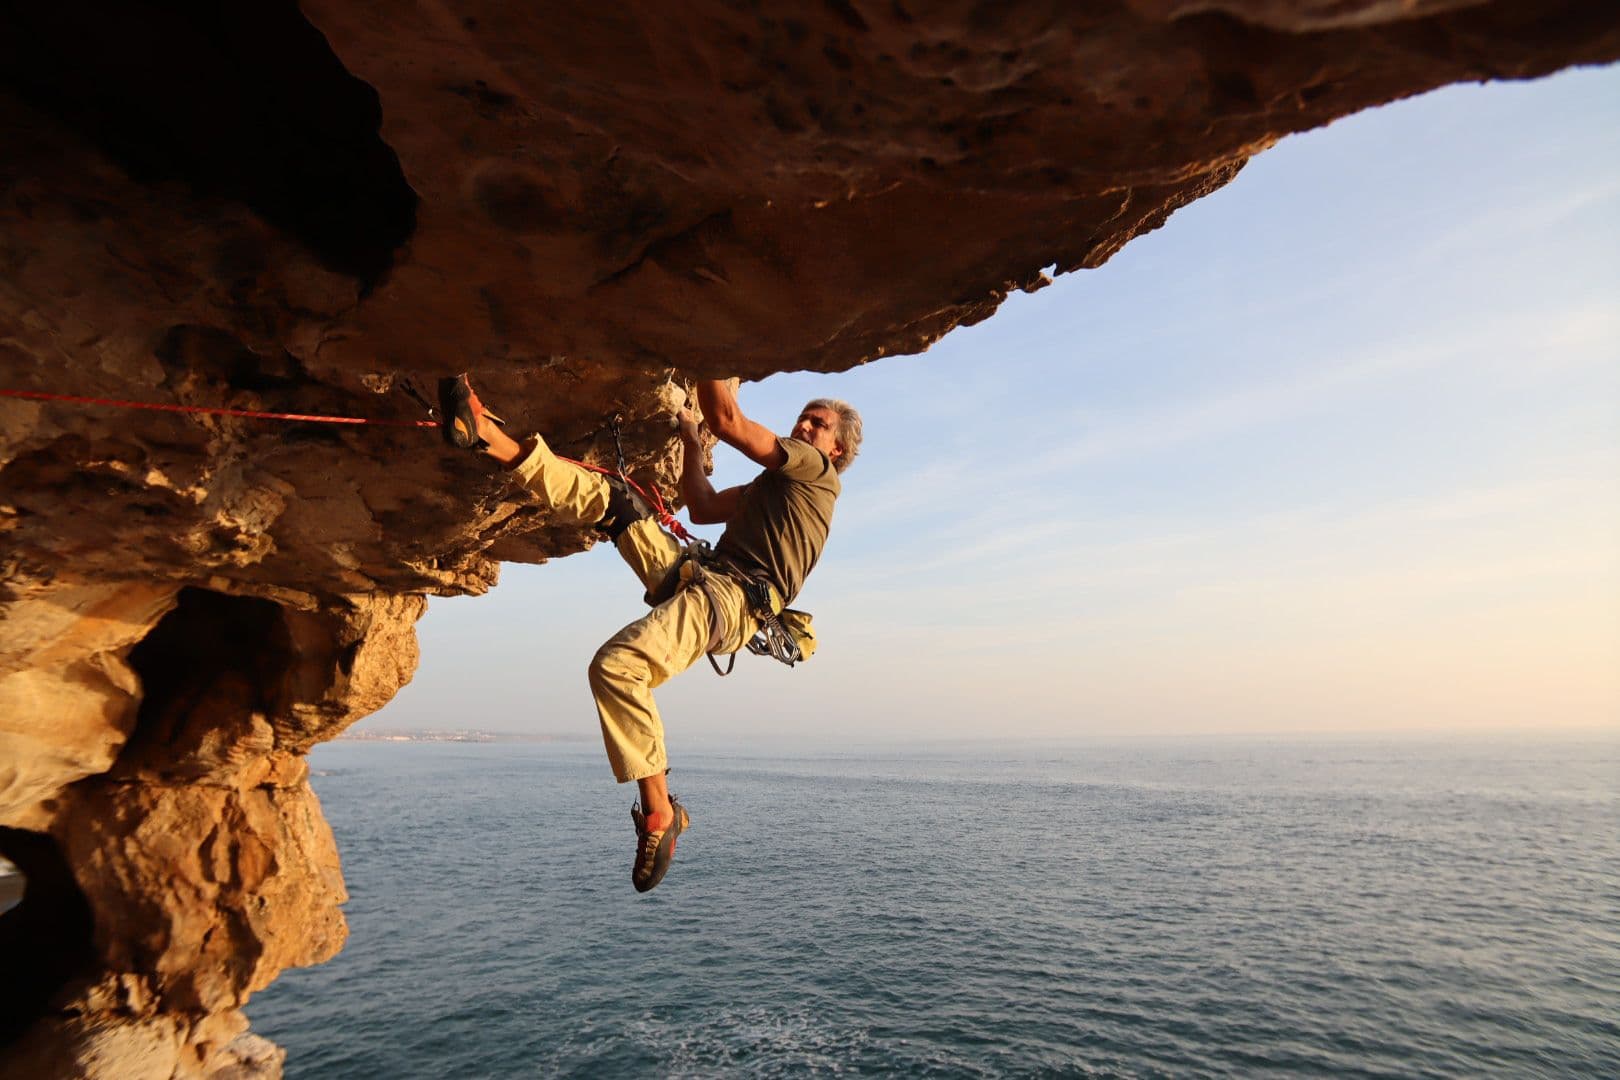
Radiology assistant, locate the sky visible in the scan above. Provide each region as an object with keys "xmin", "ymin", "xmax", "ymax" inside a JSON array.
[{"xmin": 362, "ymin": 64, "xmax": 1620, "ymax": 746}]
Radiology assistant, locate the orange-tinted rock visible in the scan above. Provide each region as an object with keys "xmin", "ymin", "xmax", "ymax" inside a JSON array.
[{"xmin": 2, "ymin": 2, "xmax": 1616, "ymax": 1075}]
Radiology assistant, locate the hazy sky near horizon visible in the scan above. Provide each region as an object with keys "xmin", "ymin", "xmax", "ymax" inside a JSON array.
[{"xmin": 364, "ymin": 65, "xmax": 1620, "ymax": 745}]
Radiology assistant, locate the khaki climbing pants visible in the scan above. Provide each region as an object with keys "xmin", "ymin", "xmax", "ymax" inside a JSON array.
[{"xmin": 512, "ymin": 436, "xmax": 758, "ymax": 782}]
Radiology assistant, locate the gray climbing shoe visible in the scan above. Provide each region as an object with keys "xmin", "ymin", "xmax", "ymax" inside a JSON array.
[{"xmin": 630, "ymin": 795, "xmax": 690, "ymax": 893}]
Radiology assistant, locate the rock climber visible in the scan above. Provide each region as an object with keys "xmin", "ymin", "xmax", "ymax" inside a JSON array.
[{"xmin": 438, "ymin": 375, "xmax": 860, "ymax": 892}]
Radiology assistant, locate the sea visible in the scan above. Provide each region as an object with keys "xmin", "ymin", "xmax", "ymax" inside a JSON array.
[{"xmin": 246, "ymin": 734, "xmax": 1619, "ymax": 1079}]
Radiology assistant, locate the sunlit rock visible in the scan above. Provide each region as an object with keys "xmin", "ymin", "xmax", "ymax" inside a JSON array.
[{"xmin": 2, "ymin": 2, "xmax": 1616, "ymax": 1074}]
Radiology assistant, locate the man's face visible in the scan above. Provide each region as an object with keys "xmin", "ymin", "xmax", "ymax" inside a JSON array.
[{"xmin": 789, "ymin": 405, "xmax": 843, "ymax": 463}]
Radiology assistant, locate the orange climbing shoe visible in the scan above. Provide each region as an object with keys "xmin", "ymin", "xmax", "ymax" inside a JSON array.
[
  {"xmin": 630, "ymin": 796, "xmax": 690, "ymax": 893},
  {"xmin": 437, "ymin": 373, "xmax": 504, "ymax": 450}
]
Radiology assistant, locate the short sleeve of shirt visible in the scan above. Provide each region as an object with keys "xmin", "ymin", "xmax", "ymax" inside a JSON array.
[{"xmin": 776, "ymin": 436, "xmax": 834, "ymax": 482}]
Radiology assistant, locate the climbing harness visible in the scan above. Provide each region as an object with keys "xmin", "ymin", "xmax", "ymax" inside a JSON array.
[{"xmin": 683, "ymin": 549, "xmax": 814, "ymax": 676}]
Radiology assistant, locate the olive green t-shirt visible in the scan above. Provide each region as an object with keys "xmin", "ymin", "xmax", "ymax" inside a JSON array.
[{"xmin": 714, "ymin": 437, "xmax": 840, "ymax": 605}]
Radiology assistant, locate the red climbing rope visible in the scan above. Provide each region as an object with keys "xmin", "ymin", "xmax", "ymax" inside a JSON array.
[
  {"xmin": 1, "ymin": 385, "xmax": 699, "ymax": 543},
  {"xmin": 0, "ymin": 387, "xmax": 438, "ymax": 427},
  {"xmin": 582, "ymin": 459, "xmax": 697, "ymax": 544}
]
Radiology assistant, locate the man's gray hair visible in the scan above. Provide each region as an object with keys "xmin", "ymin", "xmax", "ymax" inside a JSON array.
[{"xmin": 806, "ymin": 398, "xmax": 862, "ymax": 472}]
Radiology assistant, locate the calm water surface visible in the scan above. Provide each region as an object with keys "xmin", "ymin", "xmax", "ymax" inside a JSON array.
[{"xmin": 248, "ymin": 735, "xmax": 1619, "ymax": 1078}]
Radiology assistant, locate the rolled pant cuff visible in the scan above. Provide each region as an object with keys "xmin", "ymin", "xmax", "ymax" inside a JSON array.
[{"xmin": 509, "ymin": 435, "xmax": 549, "ymax": 486}]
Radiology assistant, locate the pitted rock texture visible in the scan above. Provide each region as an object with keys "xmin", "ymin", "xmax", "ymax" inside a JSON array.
[
  {"xmin": 0, "ymin": 588, "xmax": 419, "ymax": 1078},
  {"xmin": 2, "ymin": 3, "xmax": 1617, "ymax": 1076}
]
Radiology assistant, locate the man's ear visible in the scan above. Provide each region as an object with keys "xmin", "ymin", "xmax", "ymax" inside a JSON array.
[{"xmin": 829, "ymin": 442, "xmax": 844, "ymax": 462}]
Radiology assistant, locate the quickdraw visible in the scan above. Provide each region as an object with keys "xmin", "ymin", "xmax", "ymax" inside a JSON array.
[
  {"xmin": 741, "ymin": 578, "xmax": 804, "ymax": 666},
  {"xmin": 605, "ymin": 413, "xmax": 695, "ymax": 545}
]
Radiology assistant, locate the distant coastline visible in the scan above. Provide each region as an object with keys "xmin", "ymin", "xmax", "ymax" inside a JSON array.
[{"xmin": 336, "ymin": 728, "xmax": 590, "ymax": 744}]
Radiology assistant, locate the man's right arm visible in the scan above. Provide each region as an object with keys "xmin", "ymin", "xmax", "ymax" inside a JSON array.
[{"xmin": 677, "ymin": 408, "xmax": 744, "ymax": 524}]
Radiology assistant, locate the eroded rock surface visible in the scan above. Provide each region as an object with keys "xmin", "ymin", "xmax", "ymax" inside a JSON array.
[{"xmin": 2, "ymin": 3, "xmax": 1616, "ymax": 1075}]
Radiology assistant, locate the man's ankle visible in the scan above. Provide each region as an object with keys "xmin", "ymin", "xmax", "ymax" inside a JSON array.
[
  {"xmin": 481, "ymin": 427, "xmax": 525, "ymax": 466},
  {"xmin": 643, "ymin": 803, "xmax": 674, "ymax": 830}
]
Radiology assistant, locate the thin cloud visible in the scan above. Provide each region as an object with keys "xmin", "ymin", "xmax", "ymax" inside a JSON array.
[
  {"xmin": 1420, "ymin": 174, "xmax": 1620, "ymax": 263},
  {"xmin": 1020, "ymin": 302, "xmax": 1613, "ymax": 477}
]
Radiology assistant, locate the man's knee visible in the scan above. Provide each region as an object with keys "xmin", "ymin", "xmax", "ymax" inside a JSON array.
[{"xmin": 588, "ymin": 639, "xmax": 645, "ymax": 695}]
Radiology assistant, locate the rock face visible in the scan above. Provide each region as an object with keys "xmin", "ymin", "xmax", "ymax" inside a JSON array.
[{"xmin": 1, "ymin": 2, "xmax": 1615, "ymax": 1075}]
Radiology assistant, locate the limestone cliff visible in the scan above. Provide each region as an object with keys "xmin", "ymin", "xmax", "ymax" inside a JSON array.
[{"xmin": 2, "ymin": 2, "xmax": 1616, "ymax": 1076}]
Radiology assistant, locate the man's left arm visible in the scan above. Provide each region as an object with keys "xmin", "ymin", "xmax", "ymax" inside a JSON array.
[{"xmin": 696, "ymin": 379, "xmax": 788, "ymax": 471}]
